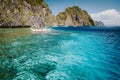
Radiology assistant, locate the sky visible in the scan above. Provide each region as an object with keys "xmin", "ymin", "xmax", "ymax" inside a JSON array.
[{"xmin": 45, "ymin": 0, "xmax": 120, "ymax": 26}]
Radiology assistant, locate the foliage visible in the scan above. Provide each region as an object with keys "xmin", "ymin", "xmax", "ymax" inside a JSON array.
[
  {"xmin": 26, "ymin": 0, "xmax": 44, "ymax": 6},
  {"xmin": 21, "ymin": 17, "xmax": 27, "ymax": 25}
]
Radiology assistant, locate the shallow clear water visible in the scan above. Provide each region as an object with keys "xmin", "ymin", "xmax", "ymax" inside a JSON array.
[{"xmin": 0, "ymin": 28, "xmax": 120, "ymax": 80}]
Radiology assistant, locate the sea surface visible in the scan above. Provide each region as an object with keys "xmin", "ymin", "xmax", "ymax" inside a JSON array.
[{"xmin": 0, "ymin": 27, "xmax": 120, "ymax": 80}]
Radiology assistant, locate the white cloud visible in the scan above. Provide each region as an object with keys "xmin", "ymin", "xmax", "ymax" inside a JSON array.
[{"xmin": 91, "ymin": 9, "xmax": 120, "ymax": 26}]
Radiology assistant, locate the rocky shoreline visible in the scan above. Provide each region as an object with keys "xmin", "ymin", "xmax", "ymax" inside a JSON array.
[{"xmin": 0, "ymin": 25, "xmax": 30, "ymax": 28}]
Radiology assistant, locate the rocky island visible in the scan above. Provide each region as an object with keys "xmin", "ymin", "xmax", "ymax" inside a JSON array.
[
  {"xmin": 95, "ymin": 21, "xmax": 105, "ymax": 26},
  {"xmin": 0, "ymin": 0, "xmax": 96, "ymax": 28},
  {"xmin": 56, "ymin": 6, "xmax": 95, "ymax": 26}
]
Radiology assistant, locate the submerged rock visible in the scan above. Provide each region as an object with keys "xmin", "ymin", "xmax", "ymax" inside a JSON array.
[
  {"xmin": 56, "ymin": 6, "xmax": 96, "ymax": 26},
  {"xmin": 12, "ymin": 71, "xmax": 41, "ymax": 80}
]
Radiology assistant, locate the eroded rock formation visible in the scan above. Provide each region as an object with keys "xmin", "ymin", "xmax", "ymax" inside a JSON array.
[
  {"xmin": 56, "ymin": 6, "xmax": 95, "ymax": 26},
  {"xmin": 0, "ymin": 0, "xmax": 55, "ymax": 27}
]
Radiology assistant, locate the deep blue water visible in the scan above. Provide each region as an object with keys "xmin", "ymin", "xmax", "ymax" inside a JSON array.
[{"xmin": 0, "ymin": 27, "xmax": 120, "ymax": 80}]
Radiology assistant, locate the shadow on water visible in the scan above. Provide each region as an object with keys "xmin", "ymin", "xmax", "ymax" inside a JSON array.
[{"xmin": 52, "ymin": 26, "xmax": 120, "ymax": 32}]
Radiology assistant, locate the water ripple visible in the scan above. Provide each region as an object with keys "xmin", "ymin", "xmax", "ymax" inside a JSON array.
[{"xmin": 0, "ymin": 29, "xmax": 120, "ymax": 80}]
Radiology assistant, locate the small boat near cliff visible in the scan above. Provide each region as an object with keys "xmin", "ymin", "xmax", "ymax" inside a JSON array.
[
  {"xmin": 31, "ymin": 28, "xmax": 51, "ymax": 32},
  {"xmin": 31, "ymin": 25, "xmax": 51, "ymax": 32}
]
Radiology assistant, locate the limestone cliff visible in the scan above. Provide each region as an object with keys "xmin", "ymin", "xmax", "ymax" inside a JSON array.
[
  {"xmin": 0, "ymin": 1, "xmax": 95, "ymax": 28},
  {"xmin": 0, "ymin": 0, "xmax": 55, "ymax": 27},
  {"xmin": 95, "ymin": 21, "xmax": 105, "ymax": 26},
  {"xmin": 56, "ymin": 6, "xmax": 95, "ymax": 26}
]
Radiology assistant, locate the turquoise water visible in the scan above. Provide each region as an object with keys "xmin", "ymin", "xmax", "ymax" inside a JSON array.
[{"xmin": 0, "ymin": 28, "xmax": 120, "ymax": 80}]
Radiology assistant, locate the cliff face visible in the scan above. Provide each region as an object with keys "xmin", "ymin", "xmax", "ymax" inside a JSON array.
[
  {"xmin": 56, "ymin": 6, "xmax": 95, "ymax": 26},
  {"xmin": 0, "ymin": 1, "xmax": 95, "ymax": 28},
  {"xmin": 0, "ymin": 0, "xmax": 55, "ymax": 27}
]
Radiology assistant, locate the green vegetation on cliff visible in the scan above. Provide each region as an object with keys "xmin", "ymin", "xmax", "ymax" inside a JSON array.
[
  {"xmin": 26, "ymin": 0, "xmax": 44, "ymax": 6},
  {"xmin": 0, "ymin": 0, "xmax": 55, "ymax": 27},
  {"xmin": 0, "ymin": 0, "xmax": 95, "ymax": 27},
  {"xmin": 56, "ymin": 6, "xmax": 96, "ymax": 26}
]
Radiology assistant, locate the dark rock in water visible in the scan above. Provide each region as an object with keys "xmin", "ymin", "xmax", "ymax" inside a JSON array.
[
  {"xmin": 13, "ymin": 71, "xmax": 42, "ymax": 80},
  {"xmin": 31, "ymin": 64, "xmax": 56, "ymax": 78},
  {"xmin": 0, "ymin": 65, "xmax": 17, "ymax": 80},
  {"xmin": 0, "ymin": 57, "xmax": 56, "ymax": 80},
  {"xmin": 56, "ymin": 6, "xmax": 96, "ymax": 26},
  {"xmin": 0, "ymin": 0, "xmax": 55, "ymax": 28},
  {"xmin": 95, "ymin": 21, "xmax": 105, "ymax": 26}
]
